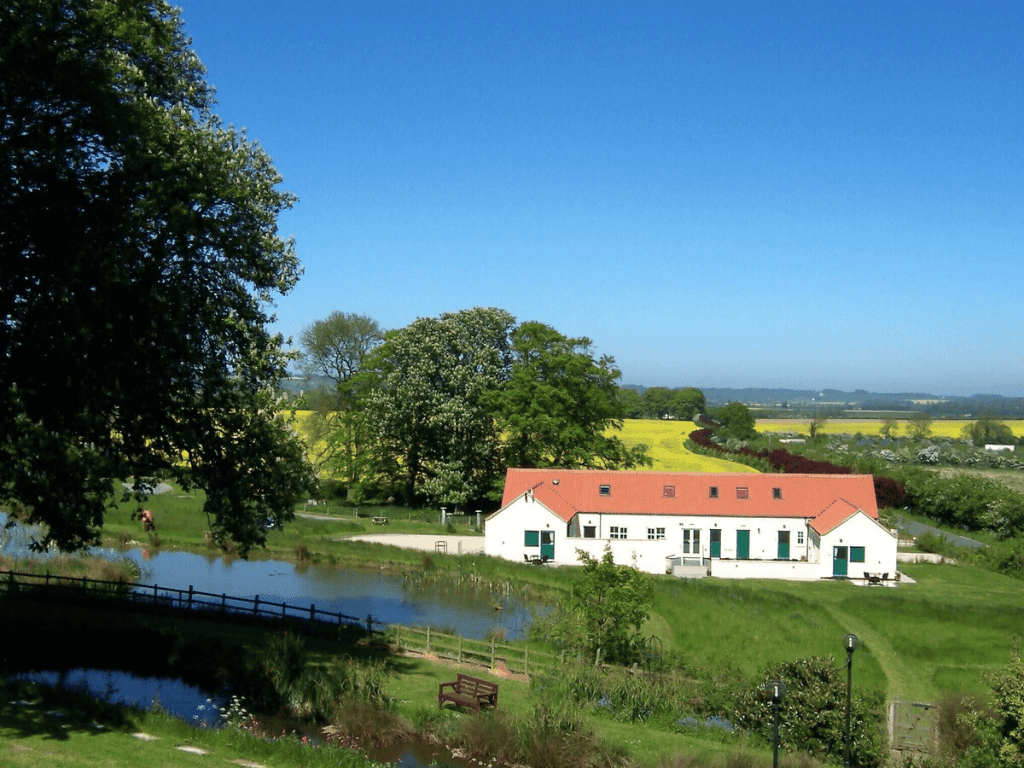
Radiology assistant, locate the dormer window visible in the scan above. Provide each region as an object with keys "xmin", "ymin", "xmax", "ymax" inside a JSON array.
[
  {"xmin": 663, "ymin": 485, "xmax": 675, "ymax": 498},
  {"xmin": 599, "ymin": 484, "xmax": 611, "ymax": 496},
  {"xmin": 736, "ymin": 487, "xmax": 749, "ymax": 499},
  {"xmin": 773, "ymin": 487, "xmax": 782, "ymax": 499},
  {"xmin": 709, "ymin": 486, "xmax": 719, "ymax": 499}
]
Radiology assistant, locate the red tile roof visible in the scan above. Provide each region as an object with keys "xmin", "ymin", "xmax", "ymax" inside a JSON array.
[{"xmin": 500, "ymin": 468, "xmax": 878, "ymax": 523}]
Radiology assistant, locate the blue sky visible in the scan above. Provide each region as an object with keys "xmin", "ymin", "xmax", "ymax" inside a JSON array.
[{"xmin": 176, "ymin": 1, "xmax": 1023, "ymax": 397}]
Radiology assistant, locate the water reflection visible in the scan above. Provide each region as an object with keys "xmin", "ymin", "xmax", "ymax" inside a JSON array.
[
  {"xmin": 8, "ymin": 669, "xmax": 225, "ymax": 727},
  {"xmin": 123, "ymin": 548, "xmax": 534, "ymax": 641}
]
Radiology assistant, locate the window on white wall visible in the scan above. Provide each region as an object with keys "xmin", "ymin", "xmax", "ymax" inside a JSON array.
[
  {"xmin": 797, "ymin": 530, "xmax": 804, "ymax": 544},
  {"xmin": 610, "ymin": 526, "xmax": 627, "ymax": 539},
  {"xmin": 682, "ymin": 528, "xmax": 700, "ymax": 554},
  {"xmin": 583, "ymin": 526, "xmax": 596, "ymax": 539},
  {"xmin": 647, "ymin": 527, "xmax": 665, "ymax": 540}
]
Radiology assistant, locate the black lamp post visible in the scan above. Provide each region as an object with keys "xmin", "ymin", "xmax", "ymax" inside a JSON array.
[
  {"xmin": 769, "ymin": 679, "xmax": 787, "ymax": 768},
  {"xmin": 844, "ymin": 633, "xmax": 859, "ymax": 768}
]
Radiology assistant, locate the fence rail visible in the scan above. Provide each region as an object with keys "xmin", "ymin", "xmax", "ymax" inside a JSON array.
[
  {"xmin": 391, "ymin": 623, "xmax": 560, "ymax": 677},
  {"xmin": 2, "ymin": 568, "xmax": 558, "ymax": 678},
  {"xmin": 0, "ymin": 569, "xmax": 379, "ymax": 633}
]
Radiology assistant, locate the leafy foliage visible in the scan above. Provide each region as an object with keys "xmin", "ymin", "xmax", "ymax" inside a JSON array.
[
  {"xmin": 297, "ymin": 312, "xmax": 384, "ymax": 483},
  {"xmin": 352, "ymin": 310, "xmax": 649, "ymax": 507},
  {"xmin": 0, "ymin": 0, "xmax": 314, "ymax": 554},
  {"xmin": 734, "ymin": 657, "xmax": 886, "ymax": 768},
  {"xmin": 539, "ymin": 546, "xmax": 655, "ymax": 666},
  {"xmin": 497, "ymin": 321, "xmax": 650, "ymax": 472},
  {"xmin": 713, "ymin": 402, "xmax": 759, "ymax": 441},
  {"xmin": 963, "ymin": 418, "xmax": 1018, "ymax": 448},
  {"xmin": 359, "ymin": 307, "xmax": 515, "ymax": 506}
]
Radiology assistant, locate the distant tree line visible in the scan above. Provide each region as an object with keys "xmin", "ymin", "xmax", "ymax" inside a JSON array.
[{"xmin": 618, "ymin": 386, "xmax": 707, "ymax": 421}]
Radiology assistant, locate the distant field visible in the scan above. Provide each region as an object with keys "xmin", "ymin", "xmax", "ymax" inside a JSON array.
[
  {"xmin": 617, "ymin": 419, "xmax": 757, "ymax": 472},
  {"xmin": 292, "ymin": 412, "xmax": 754, "ymax": 475},
  {"xmin": 758, "ymin": 419, "xmax": 1024, "ymax": 439}
]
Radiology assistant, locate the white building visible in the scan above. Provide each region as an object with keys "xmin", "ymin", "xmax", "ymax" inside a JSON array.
[{"xmin": 485, "ymin": 469, "xmax": 898, "ymax": 582}]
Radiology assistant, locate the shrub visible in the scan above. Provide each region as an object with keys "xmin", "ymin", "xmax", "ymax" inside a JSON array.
[{"xmin": 733, "ymin": 656, "xmax": 887, "ymax": 768}]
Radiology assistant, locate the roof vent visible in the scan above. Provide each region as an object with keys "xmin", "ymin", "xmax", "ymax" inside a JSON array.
[{"xmin": 552, "ymin": 478, "xmax": 559, "ymax": 485}]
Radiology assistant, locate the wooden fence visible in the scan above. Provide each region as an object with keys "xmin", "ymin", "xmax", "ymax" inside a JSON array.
[
  {"xmin": 391, "ymin": 623, "xmax": 560, "ymax": 677},
  {"xmin": 2, "ymin": 568, "xmax": 560, "ymax": 678},
  {"xmin": 0, "ymin": 569, "xmax": 378, "ymax": 633}
]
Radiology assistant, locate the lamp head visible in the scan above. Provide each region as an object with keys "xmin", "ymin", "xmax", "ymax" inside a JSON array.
[{"xmin": 844, "ymin": 633, "xmax": 859, "ymax": 652}]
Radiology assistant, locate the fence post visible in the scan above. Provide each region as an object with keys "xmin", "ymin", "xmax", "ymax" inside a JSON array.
[
  {"xmin": 396, "ymin": 624, "xmax": 401, "ymax": 649},
  {"xmin": 45, "ymin": 573, "xmax": 50, "ymax": 586},
  {"xmin": 153, "ymin": 584, "xmax": 158, "ymax": 601},
  {"xmin": 221, "ymin": 593, "xmax": 227, "ymax": 612},
  {"xmin": 426, "ymin": 626, "xmax": 431, "ymax": 653},
  {"xmin": 525, "ymin": 646, "xmax": 529, "ymax": 677},
  {"xmin": 310, "ymin": 603, "xmax": 316, "ymax": 623},
  {"xmin": 366, "ymin": 614, "xmax": 373, "ymax": 633},
  {"xmin": 458, "ymin": 636, "xmax": 462, "ymax": 664},
  {"xmin": 253, "ymin": 595, "xmax": 259, "ymax": 617},
  {"xmin": 491, "ymin": 638, "xmax": 495, "ymax": 669},
  {"xmin": 188, "ymin": 586, "xmax": 193, "ymax": 611},
  {"xmin": 82, "ymin": 575, "xmax": 87, "ymax": 589}
]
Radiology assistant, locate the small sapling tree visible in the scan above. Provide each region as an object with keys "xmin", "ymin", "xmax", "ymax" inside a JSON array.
[{"xmin": 543, "ymin": 545, "xmax": 655, "ymax": 666}]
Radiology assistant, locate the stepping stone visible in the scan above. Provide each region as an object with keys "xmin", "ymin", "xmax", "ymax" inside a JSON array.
[
  {"xmin": 133, "ymin": 732, "xmax": 159, "ymax": 741},
  {"xmin": 176, "ymin": 746, "xmax": 209, "ymax": 755}
]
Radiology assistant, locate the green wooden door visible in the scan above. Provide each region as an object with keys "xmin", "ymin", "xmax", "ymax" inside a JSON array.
[
  {"xmin": 833, "ymin": 546, "xmax": 848, "ymax": 576},
  {"xmin": 737, "ymin": 530, "xmax": 750, "ymax": 560},
  {"xmin": 777, "ymin": 531, "xmax": 790, "ymax": 560},
  {"xmin": 710, "ymin": 529, "xmax": 721, "ymax": 558},
  {"xmin": 540, "ymin": 531, "xmax": 554, "ymax": 560}
]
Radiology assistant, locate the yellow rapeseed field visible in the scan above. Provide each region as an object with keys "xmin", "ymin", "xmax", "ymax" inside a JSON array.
[
  {"xmin": 757, "ymin": 419, "xmax": 1024, "ymax": 439},
  {"xmin": 616, "ymin": 419, "xmax": 758, "ymax": 473},
  {"xmin": 291, "ymin": 411, "xmax": 754, "ymax": 476}
]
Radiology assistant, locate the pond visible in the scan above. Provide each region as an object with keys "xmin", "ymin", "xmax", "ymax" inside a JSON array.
[
  {"xmin": 2, "ymin": 517, "xmax": 529, "ymax": 766},
  {"xmin": 7, "ymin": 668, "xmax": 225, "ymax": 727},
  {"xmin": 121, "ymin": 547, "xmax": 536, "ymax": 641}
]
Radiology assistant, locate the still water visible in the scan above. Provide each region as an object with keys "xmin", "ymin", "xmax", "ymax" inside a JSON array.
[{"xmin": 122, "ymin": 547, "xmax": 535, "ymax": 640}]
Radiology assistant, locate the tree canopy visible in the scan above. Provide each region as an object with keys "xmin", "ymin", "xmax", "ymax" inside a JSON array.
[
  {"xmin": 359, "ymin": 307, "xmax": 515, "ymax": 507},
  {"xmin": 349, "ymin": 309, "xmax": 649, "ymax": 507},
  {"xmin": 297, "ymin": 312, "xmax": 385, "ymax": 480},
  {"xmin": 712, "ymin": 402, "xmax": 758, "ymax": 441},
  {"xmin": 497, "ymin": 321, "xmax": 649, "ymax": 472},
  {"xmin": 1, "ymin": 0, "xmax": 314, "ymax": 554}
]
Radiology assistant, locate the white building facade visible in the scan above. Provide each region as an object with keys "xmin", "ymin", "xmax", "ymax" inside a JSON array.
[{"xmin": 485, "ymin": 469, "xmax": 898, "ymax": 582}]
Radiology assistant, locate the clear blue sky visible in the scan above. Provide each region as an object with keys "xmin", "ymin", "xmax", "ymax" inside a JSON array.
[{"xmin": 176, "ymin": 1, "xmax": 1023, "ymax": 397}]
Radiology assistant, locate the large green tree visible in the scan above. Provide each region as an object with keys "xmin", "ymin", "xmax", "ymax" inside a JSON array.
[
  {"xmin": 297, "ymin": 312, "xmax": 385, "ymax": 482},
  {"xmin": 1, "ymin": 0, "xmax": 314, "ymax": 554},
  {"xmin": 359, "ymin": 307, "xmax": 515, "ymax": 507},
  {"xmin": 497, "ymin": 321, "xmax": 649, "ymax": 472}
]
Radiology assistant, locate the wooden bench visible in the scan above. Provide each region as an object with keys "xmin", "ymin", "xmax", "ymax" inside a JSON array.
[
  {"xmin": 371, "ymin": 516, "xmax": 389, "ymax": 525},
  {"xmin": 437, "ymin": 673, "xmax": 499, "ymax": 713}
]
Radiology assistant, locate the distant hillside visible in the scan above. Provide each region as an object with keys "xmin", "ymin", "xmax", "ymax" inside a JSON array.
[{"xmin": 621, "ymin": 386, "xmax": 1024, "ymax": 419}]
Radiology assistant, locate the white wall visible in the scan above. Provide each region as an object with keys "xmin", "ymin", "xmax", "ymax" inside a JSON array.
[
  {"xmin": 710, "ymin": 559, "xmax": 821, "ymax": 580},
  {"xmin": 572, "ymin": 512, "xmax": 814, "ymax": 564},
  {"xmin": 484, "ymin": 494, "xmax": 566, "ymax": 562},
  {"xmin": 817, "ymin": 513, "xmax": 898, "ymax": 579}
]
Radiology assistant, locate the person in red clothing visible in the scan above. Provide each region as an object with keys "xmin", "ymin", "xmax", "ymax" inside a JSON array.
[{"xmin": 141, "ymin": 509, "xmax": 155, "ymax": 532}]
